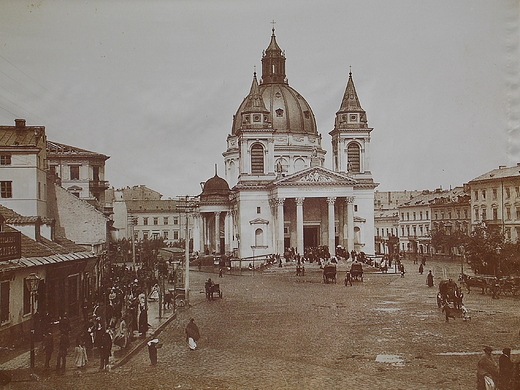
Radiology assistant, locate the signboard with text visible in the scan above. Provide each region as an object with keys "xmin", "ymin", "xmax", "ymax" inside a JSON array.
[{"xmin": 0, "ymin": 231, "xmax": 21, "ymax": 262}]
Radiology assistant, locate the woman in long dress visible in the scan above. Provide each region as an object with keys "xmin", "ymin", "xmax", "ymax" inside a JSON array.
[{"xmin": 74, "ymin": 335, "xmax": 88, "ymax": 368}]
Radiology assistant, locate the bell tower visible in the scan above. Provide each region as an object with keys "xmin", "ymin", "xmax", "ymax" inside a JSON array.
[{"xmin": 329, "ymin": 71, "xmax": 373, "ymax": 178}]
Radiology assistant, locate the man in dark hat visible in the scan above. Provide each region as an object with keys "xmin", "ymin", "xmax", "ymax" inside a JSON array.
[
  {"xmin": 477, "ymin": 346, "xmax": 498, "ymax": 390},
  {"xmin": 499, "ymin": 347, "xmax": 514, "ymax": 390}
]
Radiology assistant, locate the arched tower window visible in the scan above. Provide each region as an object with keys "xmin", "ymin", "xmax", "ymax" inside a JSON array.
[
  {"xmin": 347, "ymin": 142, "xmax": 361, "ymax": 173},
  {"xmin": 251, "ymin": 143, "xmax": 265, "ymax": 174},
  {"xmin": 255, "ymin": 228, "xmax": 264, "ymax": 247}
]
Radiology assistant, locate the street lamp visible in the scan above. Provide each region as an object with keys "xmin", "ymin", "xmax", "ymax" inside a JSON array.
[{"xmin": 25, "ymin": 273, "xmax": 41, "ymax": 369}]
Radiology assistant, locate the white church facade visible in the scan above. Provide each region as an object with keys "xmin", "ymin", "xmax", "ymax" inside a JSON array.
[{"xmin": 192, "ymin": 29, "xmax": 378, "ymax": 260}]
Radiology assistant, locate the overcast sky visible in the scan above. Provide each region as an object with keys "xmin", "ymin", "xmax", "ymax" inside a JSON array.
[{"xmin": 0, "ymin": 0, "xmax": 518, "ymax": 198}]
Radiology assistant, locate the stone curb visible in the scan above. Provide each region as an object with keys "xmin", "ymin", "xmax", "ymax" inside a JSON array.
[{"xmin": 111, "ymin": 311, "xmax": 177, "ymax": 369}]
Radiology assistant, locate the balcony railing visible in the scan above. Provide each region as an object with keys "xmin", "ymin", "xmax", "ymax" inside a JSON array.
[{"xmin": 89, "ymin": 180, "xmax": 109, "ymax": 191}]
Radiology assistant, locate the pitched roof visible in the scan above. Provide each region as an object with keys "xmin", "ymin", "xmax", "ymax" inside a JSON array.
[
  {"xmin": 469, "ymin": 165, "xmax": 520, "ymax": 182},
  {"xmin": 46, "ymin": 140, "xmax": 109, "ymax": 160},
  {"xmin": 0, "ymin": 123, "xmax": 45, "ymax": 147}
]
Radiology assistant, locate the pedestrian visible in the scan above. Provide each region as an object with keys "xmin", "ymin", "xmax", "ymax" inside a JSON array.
[
  {"xmin": 499, "ymin": 347, "xmax": 514, "ymax": 390},
  {"xmin": 43, "ymin": 332, "xmax": 54, "ymax": 369},
  {"xmin": 74, "ymin": 336, "xmax": 88, "ymax": 369},
  {"xmin": 426, "ymin": 270, "xmax": 434, "ymax": 287},
  {"xmin": 477, "ymin": 346, "xmax": 498, "ymax": 390},
  {"xmin": 418, "ymin": 263, "xmax": 424, "ymax": 275},
  {"xmin": 56, "ymin": 330, "xmax": 69, "ymax": 372},
  {"xmin": 344, "ymin": 271, "xmax": 352, "ymax": 286},
  {"xmin": 219, "ymin": 268, "xmax": 223, "ymax": 277},
  {"xmin": 98, "ymin": 327, "xmax": 112, "ymax": 370},
  {"xmin": 58, "ymin": 312, "xmax": 71, "ymax": 335},
  {"xmin": 147, "ymin": 338, "xmax": 159, "ymax": 365},
  {"xmin": 138, "ymin": 305, "xmax": 149, "ymax": 336},
  {"xmin": 492, "ymin": 277, "xmax": 500, "ymax": 299},
  {"xmin": 399, "ymin": 263, "xmax": 405, "ymax": 277},
  {"xmin": 185, "ymin": 318, "xmax": 200, "ymax": 350}
]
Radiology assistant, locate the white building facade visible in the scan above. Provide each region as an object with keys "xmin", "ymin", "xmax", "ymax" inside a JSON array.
[{"xmin": 194, "ymin": 29, "xmax": 378, "ymax": 260}]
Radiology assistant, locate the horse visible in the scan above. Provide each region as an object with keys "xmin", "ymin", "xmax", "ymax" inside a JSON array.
[{"xmin": 458, "ymin": 273, "xmax": 489, "ymax": 294}]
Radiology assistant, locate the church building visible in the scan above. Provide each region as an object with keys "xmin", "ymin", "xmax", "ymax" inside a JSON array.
[{"xmin": 194, "ymin": 29, "xmax": 378, "ymax": 260}]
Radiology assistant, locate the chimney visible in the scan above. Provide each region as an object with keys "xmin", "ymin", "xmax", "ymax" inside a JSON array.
[{"xmin": 14, "ymin": 119, "xmax": 26, "ymax": 128}]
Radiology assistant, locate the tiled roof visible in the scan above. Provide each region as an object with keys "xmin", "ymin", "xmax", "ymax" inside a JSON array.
[{"xmin": 0, "ymin": 204, "xmax": 54, "ymax": 225}]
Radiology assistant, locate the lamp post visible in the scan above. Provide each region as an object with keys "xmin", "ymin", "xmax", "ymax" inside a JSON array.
[{"xmin": 25, "ymin": 273, "xmax": 41, "ymax": 369}]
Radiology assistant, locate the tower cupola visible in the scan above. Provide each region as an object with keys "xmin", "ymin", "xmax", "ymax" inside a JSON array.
[{"xmin": 261, "ymin": 28, "xmax": 286, "ymax": 84}]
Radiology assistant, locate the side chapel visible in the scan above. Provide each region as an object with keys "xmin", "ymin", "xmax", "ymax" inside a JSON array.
[{"xmin": 193, "ymin": 28, "xmax": 378, "ymax": 259}]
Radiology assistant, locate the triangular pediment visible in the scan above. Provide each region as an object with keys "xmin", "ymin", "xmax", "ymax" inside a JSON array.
[
  {"xmin": 249, "ymin": 218, "xmax": 269, "ymax": 225},
  {"xmin": 272, "ymin": 166, "xmax": 357, "ymax": 186}
]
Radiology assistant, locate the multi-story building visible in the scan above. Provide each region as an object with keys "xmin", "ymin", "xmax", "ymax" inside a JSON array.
[
  {"xmin": 398, "ymin": 189, "xmax": 451, "ymax": 257},
  {"xmin": 107, "ymin": 186, "xmax": 188, "ymax": 245},
  {"xmin": 374, "ymin": 191, "xmax": 421, "ymax": 255},
  {"xmin": 46, "ymin": 141, "xmax": 111, "ymax": 215},
  {"xmin": 466, "ymin": 164, "xmax": 520, "ymax": 242},
  {"xmin": 429, "ymin": 186, "xmax": 470, "ymax": 256},
  {"xmin": 0, "ymin": 119, "xmax": 47, "ymax": 217}
]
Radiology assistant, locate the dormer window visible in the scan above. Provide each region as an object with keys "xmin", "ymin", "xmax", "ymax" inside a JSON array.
[
  {"xmin": 304, "ymin": 111, "xmax": 310, "ymax": 119},
  {"xmin": 276, "ymin": 108, "xmax": 284, "ymax": 117},
  {"xmin": 243, "ymin": 115, "xmax": 250, "ymax": 123},
  {"xmin": 253, "ymin": 115, "xmax": 261, "ymax": 122}
]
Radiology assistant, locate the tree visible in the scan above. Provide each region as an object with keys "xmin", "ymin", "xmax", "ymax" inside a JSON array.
[
  {"xmin": 463, "ymin": 223, "xmax": 503, "ymax": 275},
  {"xmin": 430, "ymin": 226, "xmax": 468, "ymax": 260}
]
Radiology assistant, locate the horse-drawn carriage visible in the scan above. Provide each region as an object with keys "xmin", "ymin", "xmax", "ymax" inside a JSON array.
[
  {"xmin": 205, "ymin": 279, "xmax": 222, "ymax": 300},
  {"xmin": 437, "ymin": 279, "xmax": 469, "ymax": 321},
  {"xmin": 437, "ymin": 279, "xmax": 463, "ymax": 308},
  {"xmin": 323, "ymin": 264, "xmax": 337, "ymax": 284},
  {"xmin": 350, "ymin": 262, "xmax": 363, "ymax": 281}
]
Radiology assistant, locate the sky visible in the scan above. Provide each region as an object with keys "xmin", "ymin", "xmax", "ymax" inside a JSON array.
[{"xmin": 0, "ymin": 0, "xmax": 518, "ymax": 198}]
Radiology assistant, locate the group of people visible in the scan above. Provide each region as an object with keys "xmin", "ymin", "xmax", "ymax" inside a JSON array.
[{"xmin": 477, "ymin": 346, "xmax": 516, "ymax": 390}]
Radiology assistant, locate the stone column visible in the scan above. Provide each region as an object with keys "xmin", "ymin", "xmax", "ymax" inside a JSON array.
[
  {"xmin": 346, "ymin": 196, "xmax": 355, "ymax": 253},
  {"xmin": 215, "ymin": 211, "xmax": 221, "ymax": 254},
  {"xmin": 192, "ymin": 212, "xmax": 201, "ymax": 253},
  {"xmin": 296, "ymin": 197, "xmax": 305, "ymax": 255},
  {"xmin": 276, "ymin": 198, "xmax": 285, "ymax": 256},
  {"xmin": 327, "ymin": 197, "xmax": 336, "ymax": 257},
  {"xmin": 267, "ymin": 138, "xmax": 275, "ymax": 174},
  {"xmin": 202, "ymin": 214, "xmax": 208, "ymax": 254},
  {"xmin": 224, "ymin": 211, "xmax": 232, "ymax": 254}
]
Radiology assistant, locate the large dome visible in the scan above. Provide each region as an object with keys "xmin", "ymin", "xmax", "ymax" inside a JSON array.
[
  {"xmin": 232, "ymin": 83, "xmax": 317, "ymax": 136},
  {"xmin": 231, "ymin": 29, "xmax": 317, "ymax": 136}
]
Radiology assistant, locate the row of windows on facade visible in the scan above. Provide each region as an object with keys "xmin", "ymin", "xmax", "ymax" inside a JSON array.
[
  {"xmin": 474, "ymin": 187, "xmax": 520, "ymax": 201},
  {"xmin": 137, "ymin": 230, "xmax": 180, "ymax": 241},
  {"xmin": 0, "ymin": 155, "xmax": 103, "ymax": 181},
  {"xmin": 400, "ymin": 209, "xmax": 470, "ymax": 221},
  {"xmin": 139, "ymin": 216, "xmax": 179, "ymax": 226},
  {"xmin": 474, "ymin": 206, "xmax": 520, "ymax": 221},
  {"xmin": 0, "ymin": 181, "xmax": 46, "ymax": 200},
  {"xmin": 249, "ymin": 143, "xmax": 362, "ymax": 174}
]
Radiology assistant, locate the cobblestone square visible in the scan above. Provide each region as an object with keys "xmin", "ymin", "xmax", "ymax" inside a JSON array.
[{"xmin": 17, "ymin": 259, "xmax": 520, "ymax": 390}]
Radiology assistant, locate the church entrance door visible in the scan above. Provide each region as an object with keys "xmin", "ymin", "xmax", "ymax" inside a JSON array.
[{"xmin": 304, "ymin": 226, "xmax": 319, "ymax": 248}]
